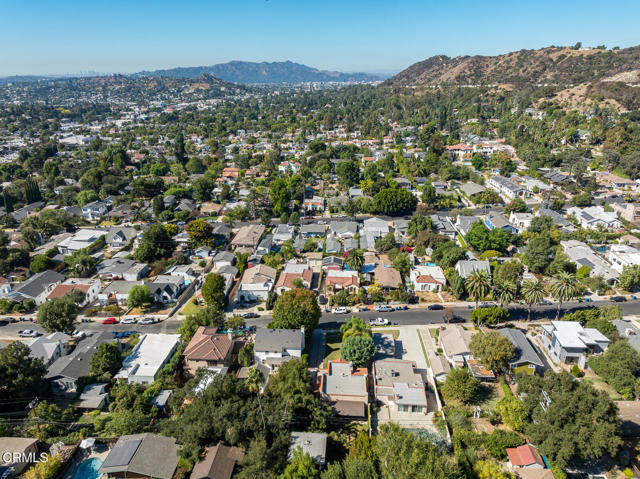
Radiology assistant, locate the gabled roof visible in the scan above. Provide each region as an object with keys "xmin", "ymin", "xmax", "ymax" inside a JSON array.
[
  {"xmin": 184, "ymin": 327, "xmax": 233, "ymax": 362},
  {"xmin": 506, "ymin": 443, "xmax": 544, "ymax": 468},
  {"xmin": 497, "ymin": 328, "xmax": 545, "ymax": 369},
  {"xmin": 190, "ymin": 443, "xmax": 245, "ymax": 479}
]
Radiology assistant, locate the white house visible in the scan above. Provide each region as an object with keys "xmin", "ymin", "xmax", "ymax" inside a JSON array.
[
  {"xmin": 237, "ymin": 264, "xmax": 276, "ymax": 302},
  {"xmin": 47, "ymin": 278, "xmax": 101, "ymax": 307},
  {"xmin": 410, "ymin": 265, "xmax": 446, "ymax": 292},
  {"xmin": 253, "ymin": 328, "xmax": 304, "ymax": 371},
  {"xmin": 608, "ymin": 244, "xmax": 640, "ymax": 273},
  {"xmin": 115, "ymin": 333, "xmax": 180, "ymax": 385},
  {"xmin": 488, "ymin": 176, "xmax": 529, "ymax": 201},
  {"xmin": 57, "ymin": 229, "xmax": 104, "ymax": 256},
  {"xmin": 567, "ymin": 206, "xmax": 622, "ymax": 230}
]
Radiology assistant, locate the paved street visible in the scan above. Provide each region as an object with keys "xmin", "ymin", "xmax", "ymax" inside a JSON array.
[{"xmin": 1, "ymin": 299, "xmax": 638, "ymax": 340}]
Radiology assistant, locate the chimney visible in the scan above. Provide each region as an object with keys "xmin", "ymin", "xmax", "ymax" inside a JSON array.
[{"xmin": 227, "ymin": 331, "xmax": 233, "ymax": 341}]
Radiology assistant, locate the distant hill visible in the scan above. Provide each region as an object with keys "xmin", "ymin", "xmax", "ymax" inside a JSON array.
[
  {"xmin": 134, "ymin": 60, "xmax": 380, "ymax": 84},
  {"xmin": 385, "ymin": 46, "xmax": 640, "ymax": 110}
]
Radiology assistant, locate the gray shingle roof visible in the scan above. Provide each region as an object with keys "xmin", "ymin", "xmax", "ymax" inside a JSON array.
[{"xmin": 497, "ymin": 328, "xmax": 545, "ymax": 369}]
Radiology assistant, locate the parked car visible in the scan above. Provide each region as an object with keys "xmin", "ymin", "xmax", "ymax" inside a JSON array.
[
  {"xmin": 138, "ymin": 317, "xmax": 156, "ymax": 325},
  {"xmin": 18, "ymin": 329, "xmax": 41, "ymax": 338},
  {"xmin": 71, "ymin": 330, "xmax": 86, "ymax": 339},
  {"xmin": 369, "ymin": 317, "xmax": 389, "ymax": 326},
  {"xmin": 611, "ymin": 296, "xmax": 627, "ymax": 303},
  {"xmin": 478, "ymin": 302, "xmax": 497, "ymax": 308},
  {"xmin": 120, "ymin": 317, "xmax": 138, "ymax": 324},
  {"xmin": 241, "ymin": 312, "xmax": 259, "ymax": 319},
  {"xmin": 332, "ymin": 307, "xmax": 349, "ymax": 314},
  {"xmin": 427, "ymin": 304, "xmax": 444, "ymax": 310},
  {"xmin": 102, "ymin": 317, "xmax": 117, "ymax": 325},
  {"xmin": 443, "ymin": 312, "xmax": 465, "ymax": 323},
  {"xmin": 374, "ymin": 305, "xmax": 394, "ymax": 312}
]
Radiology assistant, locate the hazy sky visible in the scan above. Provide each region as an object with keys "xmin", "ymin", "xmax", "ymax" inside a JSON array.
[{"xmin": 2, "ymin": 0, "xmax": 639, "ymax": 76}]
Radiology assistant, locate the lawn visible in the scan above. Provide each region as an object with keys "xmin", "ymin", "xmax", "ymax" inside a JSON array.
[
  {"xmin": 428, "ymin": 328, "xmax": 439, "ymax": 339},
  {"xmin": 323, "ymin": 331, "xmax": 342, "ymax": 368},
  {"xmin": 181, "ymin": 299, "xmax": 204, "ymax": 316},
  {"xmin": 582, "ymin": 377, "xmax": 624, "ymax": 401},
  {"xmin": 371, "ymin": 328, "xmax": 400, "ymax": 339}
]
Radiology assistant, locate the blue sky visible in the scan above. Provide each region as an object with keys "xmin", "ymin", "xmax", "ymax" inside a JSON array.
[{"xmin": 2, "ymin": 0, "xmax": 639, "ymax": 76}]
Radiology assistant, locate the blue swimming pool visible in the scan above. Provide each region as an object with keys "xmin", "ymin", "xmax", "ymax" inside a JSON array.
[{"xmin": 73, "ymin": 457, "xmax": 103, "ymax": 479}]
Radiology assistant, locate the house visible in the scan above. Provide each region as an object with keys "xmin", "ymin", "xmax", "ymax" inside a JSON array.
[
  {"xmin": 430, "ymin": 215, "xmax": 457, "ymax": 238},
  {"xmin": 254, "ymin": 328, "xmax": 304, "ymax": 371},
  {"xmin": 330, "ymin": 221, "xmax": 358, "ymax": 239},
  {"xmin": 374, "ymin": 262, "xmax": 402, "ymax": 290},
  {"xmin": 106, "ymin": 226, "xmax": 137, "ymax": 248},
  {"xmin": 560, "ymin": 240, "xmax": 618, "ymax": 283},
  {"xmin": 485, "ymin": 212, "xmax": 516, "ymax": 233},
  {"xmin": 325, "ymin": 237, "xmax": 342, "ymax": 254},
  {"xmin": 274, "ymin": 267, "xmax": 313, "ymax": 295},
  {"xmin": 27, "ymin": 332, "xmax": 71, "ymax": 366},
  {"xmin": 410, "ymin": 265, "xmax": 446, "ymax": 292},
  {"xmin": 612, "ymin": 319, "xmax": 640, "ymax": 353},
  {"xmin": 566, "ymin": 206, "xmax": 622, "ymax": 230},
  {"xmin": 322, "ymin": 256, "xmax": 344, "ymax": 270},
  {"xmin": 541, "ymin": 321, "xmax": 609, "ymax": 367},
  {"xmin": 190, "ymin": 443, "xmax": 245, "ymax": 479},
  {"xmin": 273, "ymin": 224, "xmax": 295, "ymax": 245},
  {"xmin": 165, "ymin": 265, "xmax": 196, "ymax": 283},
  {"xmin": 316, "ymin": 360, "xmax": 368, "ymax": 417},
  {"xmin": 325, "ymin": 269, "xmax": 360, "ymax": 294},
  {"xmin": 98, "ymin": 280, "xmax": 143, "ymax": 306},
  {"xmin": 183, "ymin": 327, "xmax": 234, "ymax": 375},
  {"xmin": 611, "ymin": 203, "xmax": 640, "ymax": 225},
  {"xmin": 211, "ymin": 223, "xmax": 232, "ymax": 246},
  {"xmin": 99, "ymin": 433, "xmax": 179, "ymax": 479},
  {"xmin": 445, "ymin": 143, "xmax": 473, "ymax": 162},
  {"xmin": 506, "ymin": 443, "xmax": 546, "ymax": 470},
  {"xmin": 427, "ymin": 349, "xmax": 451, "ymax": 382},
  {"xmin": 304, "ymin": 196, "xmax": 325, "ymax": 212},
  {"xmin": 81, "ymin": 200, "xmax": 109, "ymax": 221},
  {"xmin": 456, "ymin": 216, "xmax": 483, "ymax": 236},
  {"xmin": 300, "ymin": 224, "xmax": 326, "ymax": 238},
  {"xmin": 76, "ymin": 383, "xmax": 109, "ymax": 410},
  {"xmin": 0, "ymin": 437, "xmax": 39, "ymax": 476},
  {"xmin": 488, "ymin": 175, "xmax": 528, "ymax": 201},
  {"xmin": 348, "ymin": 187, "xmax": 364, "ymax": 199},
  {"xmin": 230, "ymin": 225, "xmax": 265, "ymax": 251},
  {"xmin": 393, "ymin": 219, "xmax": 409, "ymax": 241},
  {"xmin": 440, "ymin": 324, "xmax": 474, "ymax": 366},
  {"xmin": 115, "ymin": 333, "xmax": 180, "ymax": 384},
  {"xmin": 278, "ymin": 161, "xmax": 300, "ymax": 174},
  {"xmin": 198, "ymin": 202, "xmax": 224, "ymax": 217},
  {"xmin": 97, "ymin": 258, "xmax": 149, "ymax": 281},
  {"xmin": 454, "ymin": 260, "xmax": 491, "ymax": 279},
  {"xmin": 12, "ymin": 270, "xmax": 64, "ymax": 305},
  {"xmin": 497, "ymin": 328, "xmax": 545, "ymax": 375},
  {"xmin": 536, "ymin": 208, "xmax": 574, "ymax": 230},
  {"xmin": 363, "ymin": 217, "xmax": 389, "ymax": 238},
  {"xmin": 509, "ymin": 212, "xmax": 534, "ymax": 233},
  {"xmin": 237, "ymin": 264, "xmax": 277, "ymax": 302},
  {"xmin": 289, "ymin": 432, "xmax": 327, "ymax": 466},
  {"xmin": 47, "ymin": 278, "xmax": 101, "ymax": 306},
  {"xmin": 459, "ymin": 182, "xmax": 486, "ymax": 197},
  {"xmin": 608, "ymin": 244, "xmax": 640, "ymax": 273},
  {"xmin": 256, "ymin": 234, "xmax": 273, "ymax": 255},
  {"xmin": 46, "ymin": 332, "xmax": 117, "ymax": 393},
  {"xmin": 148, "ymin": 278, "xmax": 183, "ymax": 304},
  {"xmin": 57, "ymin": 228, "xmax": 104, "ymax": 255},
  {"xmin": 372, "ymin": 359, "xmax": 428, "ymax": 414},
  {"xmin": 213, "ymin": 251, "xmax": 236, "ymax": 270}
]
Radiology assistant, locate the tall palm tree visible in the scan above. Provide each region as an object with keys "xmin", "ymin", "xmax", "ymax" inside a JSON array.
[
  {"xmin": 548, "ymin": 272, "xmax": 579, "ymax": 320},
  {"xmin": 246, "ymin": 367, "xmax": 266, "ymax": 429},
  {"xmin": 521, "ymin": 279, "xmax": 545, "ymax": 321},
  {"xmin": 493, "ymin": 280, "xmax": 516, "ymax": 308},
  {"xmin": 466, "ymin": 270, "xmax": 491, "ymax": 309},
  {"xmin": 345, "ymin": 249, "xmax": 364, "ymax": 272}
]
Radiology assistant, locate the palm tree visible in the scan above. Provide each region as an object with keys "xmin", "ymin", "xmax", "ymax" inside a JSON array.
[
  {"xmin": 246, "ymin": 367, "xmax": 266, "ymax": 429},
  {"xmin": 466, "ymin": 270, "xmax": 491, "ymax": 309},
  {"xmin": 521, "ymin": 279, "xmax": 545, "ymax": 321},
  {"xmin": 345, "ymin": 249, "xmax": 364, "ymax": 272},
  {"xmin": 548, "ymin": 272, "xmax": 579, "ymax": 320},
  {"xmin": 493, "ymin": 280, "xmax": 516, "ymax": 308}
]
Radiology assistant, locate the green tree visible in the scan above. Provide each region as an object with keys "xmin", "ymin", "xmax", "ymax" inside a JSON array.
[
  {"xmin": 336, "ymin": 160, "xmax": 360, "ymax": 187},
  {"xmin": 469, "ymin": 332, "xmax": 515, "ymax": 374},
  {"xmin": 270, "ymin": 289, "xmax": 321, "ymax": 335},
  {"xmin": 588, "ymin": 340, "xmax": 640, "ymax": 398},
  {"xmin": 29, "ymin": 254, "xmax": 55, "ymax": 273},
  {"xmin": 201, "ymin": 273, "xmax": 228, "ymax": 309},
  {"xmin": 281, "ymin": 448, "xmax": 317, "ymax": 479},
  {"xmin": 441, "ymin": 368, "xmax": 480, "ymax": 404},
  {"xmin": 186, "ymin": 219, "xmax": 213, "ymax": 247},
  {"xmin": 473, "ymin": 460, "xmax": 514, "ymax": 479},
  {"xmin": 521, "ymin": 279, "xmax": 545, "ymax": 321},
  {"xmin": 178, "ymin": 306, "xmax": 225, "ymax": 343},
  {"xmin": 76, "ymin": 189, "xmax": 100, "ymax": 207},
  {"xmin": 523, "ymin": 236, "xmax": 554, "ymax": 274},
  {"xmin": 431, "ymin": 241, "xmax": 466, "ymax": 269},
  {"xmin": 407, "ymin": 215, "xmax": 432, "ymax": 237},
  {"xmin": 134, "ymin": 223, "xmax": 175, "ymax": 262},
  {"xmin": 373, "ymin": 188, "xmax": 417, "ymax": 216},
  {"xmin": 618, "ymin": 265, "xmax": 640, "ymax": 292},
  {"xmin": 495, "ymin": 394, "xmax": 527, "ymax": 432},
  {"xmin": 548, "ymin": 272, "xmax": 579, "ymax": 320},
  {"xmin": 22, "ymin": 454, "xmax": 62, "ymax": 479},
  {"xmin": 0, "ymin": 342, "xmax": 47, "ymax": 408},
  {"xmin": 345, "ymin": 249, "xmax": 364, "ymax": 271},
  {"xmin": 466, "ymin": 270, "xmax": 491, "ymax": 309},
  {"xmin": 341, "ymin": 335, "xmax": 376, "ymax": 367},
  {"xmin": 470, "ymin": 306, "xmax": 509, "ymax": 326},
  {"xmin": 492, "ymin": 280, "xmax": 516, "ymax": 308},
  {"xmin": 37, "ymin": 296, "xmax": 78, "ymax": 333},
  {"xmin": 340, "ymin": 316, "xmax": 372, "ymax": 341},
  {"xmin": 127, "ymin": 285, "xmax": 152, "ymax": 309},
  {"xmin": 422, "ymin": 183, "xmax": 437, "ymax": 206},
  {"xmin": 90, "ymin": 342, "xmax": 123, "ymax": 377}
]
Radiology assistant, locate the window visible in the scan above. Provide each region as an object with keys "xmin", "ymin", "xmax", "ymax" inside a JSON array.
[{"xmin": 398, "ymin": 404, "xmax": 409, "ymax": 412}]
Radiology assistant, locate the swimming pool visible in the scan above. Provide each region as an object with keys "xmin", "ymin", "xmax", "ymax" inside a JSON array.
[{"xmin": 73, "ymin": 457, "xmax": 103, "ymax": 479}]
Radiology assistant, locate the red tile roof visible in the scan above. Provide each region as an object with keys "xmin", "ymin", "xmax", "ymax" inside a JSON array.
[
  {"xmin": 506, "ymin": 443, "xmax": 544, "ymax": 467},
  {"xmin": 416, "ymin": 274, "xmax": 442, "ymax": 284},
  {"xmin": 184, "ymin": 326, "xmax": 233, "ymax": 362},
  {"xmin": 47, "ymin": 283, "xmax": 91, "ymax": 300}
]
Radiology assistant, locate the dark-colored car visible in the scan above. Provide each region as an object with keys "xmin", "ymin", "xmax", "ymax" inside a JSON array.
[
  {"xmin": 242, "ymin": 312, "xmax": 259, "ymax": 319},
  {"xmin": 427, "ymin": 304, "xmax": 444, "ymax": 310},
  {"xmin": 443, "ymin": 312, "xmax": 465, "ymax": 323},
  {"xmin": 610, "ymin": 296, "xmax": 627, "ymax": 302}
]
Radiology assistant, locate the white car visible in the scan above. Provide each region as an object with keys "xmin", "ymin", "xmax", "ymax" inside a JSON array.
[
  {"xmin": 138, "ymin": 317, "xmax": 157, "ymax": 325},
  {"xmin": 331, "ymin": 307, "xmax": 349, "ymax": 314},
  {"xmin": 18, "ymin": 329, "xmax": 40, "ymax": 338},
  {"xmin": 71, "ymin": 330, "xmax": 86, "ymax": 339},
  {"xmin": 369, "ymin": 317, "xmax": 389, "ymax": 326},
  {"xmin": 120, "ymin": 317, "xmax": 138, "ymax": 324},
  {"xmin": 374, "ymin": 305, "xmax": 394, "ymax": 312}
]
